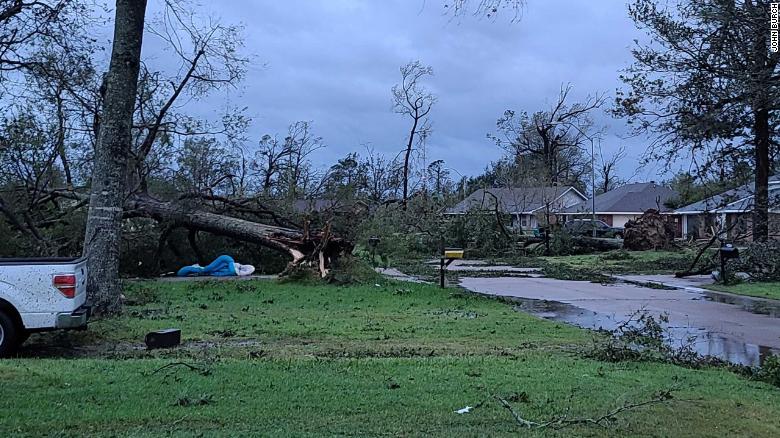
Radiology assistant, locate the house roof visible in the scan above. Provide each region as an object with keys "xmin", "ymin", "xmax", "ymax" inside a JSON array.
[
  {"xmin": 446, "ymin": 186, "xmax": 586, "ymax": 215},
  {"xmin": 562, "ymin": 182, "xmax": 678, "ymax": 215},
  {"xmin": 673, "ymin": 175, "xmax": 780, "ymax": 214}
]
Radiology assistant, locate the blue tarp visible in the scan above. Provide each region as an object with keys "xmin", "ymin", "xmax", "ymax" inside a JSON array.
[{"xmin": 177, "ymin": 255, "xmax": 237, "ymax": 277}]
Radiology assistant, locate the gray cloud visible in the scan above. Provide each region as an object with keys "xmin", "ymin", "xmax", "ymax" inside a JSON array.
[{"xmin": 146, "ymin": 0, "xmax": 668, "ymax": 182}]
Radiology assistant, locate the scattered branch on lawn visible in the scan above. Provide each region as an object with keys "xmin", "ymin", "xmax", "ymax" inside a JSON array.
[
  {"xmin": 675, "ymin": 220, "xmax": 739, "ymax": 278},
  {"xmin": 495, "ymin": 387, "xmax": 677, "ymax": 430}
]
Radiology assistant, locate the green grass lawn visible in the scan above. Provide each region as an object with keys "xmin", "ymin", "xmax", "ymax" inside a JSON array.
[
  {"xmin": 704, "ymin": 282, "xmax": 780, "ymax": 301},
  {"xmin": 1, "ymin": 278, "xmax": 779, "ymax": 437}
]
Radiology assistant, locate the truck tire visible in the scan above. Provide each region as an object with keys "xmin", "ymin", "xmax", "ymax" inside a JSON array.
[
  {"xmin": 0, "ymin": 310, "xmax": 20, "ymax": 358},
  {"xmin": 16, "ymin": 329, "xmax": 30, "ymax": 347}
]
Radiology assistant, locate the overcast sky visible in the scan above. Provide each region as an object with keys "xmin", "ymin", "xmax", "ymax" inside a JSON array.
[{"xmin": 141, "ymin": 0, "xmax": 668, "ymax": 183}]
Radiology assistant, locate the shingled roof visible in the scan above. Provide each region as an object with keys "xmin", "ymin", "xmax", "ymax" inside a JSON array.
[
  {"xmin": 673, "ymin": 175, "xmax": 780, "ymax": 214},
  {"xmin": 562, "ymin": 182, "xmax": 678, "ymax": 214},
  {"xmin": 446, "ymin": 186, "xmax": 585, "ymax": 214}
]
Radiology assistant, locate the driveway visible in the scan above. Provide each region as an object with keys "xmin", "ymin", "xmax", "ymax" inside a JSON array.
[{"xmin": 459, "ymin": 275, "xmax": 780, "ymax": 366}]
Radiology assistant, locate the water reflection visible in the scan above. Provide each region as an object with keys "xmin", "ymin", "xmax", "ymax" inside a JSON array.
[
  {"xmin": 507, "ymin": 296, "xmax": 779, "ymax": 367},
  {"xmin": 698, "ymin": 291, "xmax": 780, "ymax": 317}
]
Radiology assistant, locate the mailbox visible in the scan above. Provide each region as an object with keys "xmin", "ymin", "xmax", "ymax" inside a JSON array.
[
  {"xmin": 720, "ymin": 244, "xmax": 739, "ymax": 259},
  {"xmin": 718, "ymin": 243, "xmax": 739, "ymax": 285},
  {"xmin": 443, "ymin": 249, "xmax": 464, "ymax": 259},
  {"xmin": 439, "ymin": 247, "xmax": 465, "ymax": 288}
]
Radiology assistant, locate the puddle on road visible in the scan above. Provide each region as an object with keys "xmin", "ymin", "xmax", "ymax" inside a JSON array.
[
  {"xmin": 504, "ymin": 295, "xmax": 779, "ymax": 367},
  {"xmin": 697, "ymin": 291, "xmax": 780, "ymax": 317}
]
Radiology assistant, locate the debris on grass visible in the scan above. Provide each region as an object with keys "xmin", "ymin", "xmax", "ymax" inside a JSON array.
[
  {"xmin": 149, "ymin": 362, "xmax": 212, "ymax": 377},
  {"xmin": 175, "ymin": 393, "xmax": 214, "ymax": 407},
  {"xmin": 454, "ymin": 406, "xmax": 474, "ymax": 414},
  {"xmin": 495, "ymin": 387, "xmax": 677, "ymax": 430}
]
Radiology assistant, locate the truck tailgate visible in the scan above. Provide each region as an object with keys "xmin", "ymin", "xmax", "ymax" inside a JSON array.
[{"xmin": 0, "ymin": 257, "xmax": 88, "ymax": 329}]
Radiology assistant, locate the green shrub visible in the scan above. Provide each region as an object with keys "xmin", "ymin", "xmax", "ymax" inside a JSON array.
[
  {"xmin": 598, "ymin": 249, "xmax": 636, "ymax": 261},
  {"xmin": 735, "ymin": 241, "xmax": 780, "ymax": 281},
  {"xmin": 754, "ymin": 354, "xmax": 780, "ymax": 387},
  {"xmin": 326, "ymin": 256, "xmax": 383, "ymax": 285},
  {"xmin": 548, "ymin": 230, "xmax": 576, "ymax": 256}
]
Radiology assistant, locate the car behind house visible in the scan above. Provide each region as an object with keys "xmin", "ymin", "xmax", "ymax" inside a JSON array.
[{"xmin": 563, "ymin": 218, "xmax": 624, "ymax": 238}]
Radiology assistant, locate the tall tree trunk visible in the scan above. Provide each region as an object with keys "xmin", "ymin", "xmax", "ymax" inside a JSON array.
[
  {"xmin": 402, "ymin": 116, "xmax": 419, "ymax": 209},
  {"xmin": 753, "ymin": 105, "xmax": 770, "ymax": 242},
  {"xmin": 751, "ymin": 3, "xmax": 771, "ymax": 243},
  {"xmin": 83, "ymin": 0, "xmax": 147, "ymax": 315}
]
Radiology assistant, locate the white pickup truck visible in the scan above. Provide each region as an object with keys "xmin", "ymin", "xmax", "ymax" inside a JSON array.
[{"xmin": 0, "ymin": 257, "xmax": 89, "ymax": 356}]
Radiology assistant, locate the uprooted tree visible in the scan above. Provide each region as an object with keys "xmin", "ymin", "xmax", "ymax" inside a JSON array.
[
  {"xmin": 623, "ymin": 209, "xmax": 676, "ymax": 251},
  {"xmin": 97, "ymin": 3, "xmax": 352, "ymax": 311},
  {"xmin": 0, "ymin": 0, "xmax": 353, "ymax": 315}
]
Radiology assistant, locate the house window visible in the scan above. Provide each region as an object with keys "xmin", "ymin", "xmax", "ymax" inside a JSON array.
[{"xmin": 521, "ymin": 217, "xmax": 528, "ymax": 227}]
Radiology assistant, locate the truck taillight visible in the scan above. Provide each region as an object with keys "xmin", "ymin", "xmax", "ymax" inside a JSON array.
[{"xmin": 53, "ymin": 274, "xmax": 77, "ymax": 298}]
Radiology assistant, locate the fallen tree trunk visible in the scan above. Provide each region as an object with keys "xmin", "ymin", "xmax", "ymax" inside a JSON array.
[{"xmin": 125, "ymin": 193, "xmax": 353, "ymax": 277}]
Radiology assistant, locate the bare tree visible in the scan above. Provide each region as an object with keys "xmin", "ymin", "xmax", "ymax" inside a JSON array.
[
  {"xmin": 392, "ymin": 60, "xmax": 435, "ymax": 208},
  {"xmin": 490, "ymin": 84, "xmax": 603, "ymax": 191},
  {"xmin": 253, "ymin": 134, "xmax": 288, "ymax": 195},
  {"xmin": 597, "ymin": 145, "xmax": 627, "ymax": 195},
  {"xmin": 279, "ymin": 121, "xmax": 324, "ymax": 200},
  {"xmin": 83, "ymin": 0, "xmax": 148, "ymax": 315},
  {"xmin": 361, "ymin": 144, "xmax": 397, "ymax": 203},
  {"xmin": 445, "ymin": 0, "xmax": 525, "ymax": 20},
  {"xmin": 427, "ymin": 159, "xmax": 452, "ymax": 198}
]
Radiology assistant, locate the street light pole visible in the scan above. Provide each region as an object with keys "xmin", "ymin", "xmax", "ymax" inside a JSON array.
[
  {"xmin": 445, "ymin": 167, "xmax": 467, "ymax": 200},
  {"xmin": 592, "ymin": 138, "xmax": 597, "ymax": 238},
  {"xmin": 545, "ymin": 120, "xmax": 600, "ymax": 238}
]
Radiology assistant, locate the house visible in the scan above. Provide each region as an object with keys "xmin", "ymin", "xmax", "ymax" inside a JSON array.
[
  {"xmin": 672, "ymin": 175, "xmax": 780, "ymax": 240},
  {"xmin": 560, "ymin": 182, "xmax": 679, "ymax": 229},
  {"xmin": 445, "ymin": 186, "xmax": 587, "ymax": 230}
]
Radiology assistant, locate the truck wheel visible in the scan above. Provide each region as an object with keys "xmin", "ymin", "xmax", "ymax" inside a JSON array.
[
  {"xmin": 0, "ymin": 310, "xmax": 20, "ymax": 358},
  {"xmin": 16, "ymin": 330, "xmax": 30, "ymax": 347}
]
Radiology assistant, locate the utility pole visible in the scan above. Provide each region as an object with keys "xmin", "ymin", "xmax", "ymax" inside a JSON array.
[
  {"xmin": 544, "ymin": 119, "xmax": 600, "ymax": 238},
  {"xmin": 592, "ymin": 138, "xmax": 598, "ymax": 238}
]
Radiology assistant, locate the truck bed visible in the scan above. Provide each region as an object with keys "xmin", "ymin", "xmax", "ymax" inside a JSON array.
[{"xmin": 0, "ymin": 257, "xmax": 85, "ymax": 265}]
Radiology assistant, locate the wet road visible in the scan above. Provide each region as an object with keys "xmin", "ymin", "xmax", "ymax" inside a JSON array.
[{"xmin": 459, "ymin": 276, "xmax": 780, "ymax": 366}]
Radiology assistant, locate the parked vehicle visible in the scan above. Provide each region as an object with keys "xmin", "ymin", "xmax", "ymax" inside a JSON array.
[
  {"xmin": 563, "ymin": 219, "xmax": 624, "ymax": 239},
  {"xmin": 0, "ymin": 257, "xmax": 89, "ymax": 356}
]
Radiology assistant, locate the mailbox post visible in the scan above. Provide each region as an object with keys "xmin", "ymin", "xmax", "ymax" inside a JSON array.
[
  {"xmin": 440, "ymin": 248, "xmax": 464, "ymax": 288},
  {"xmin": 368, "ymin": 236, "xmax": 380, "ymax": 267},
  {"xmin": 718, "ymin": 243, "xmax": 739, "ymax": 285}
]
